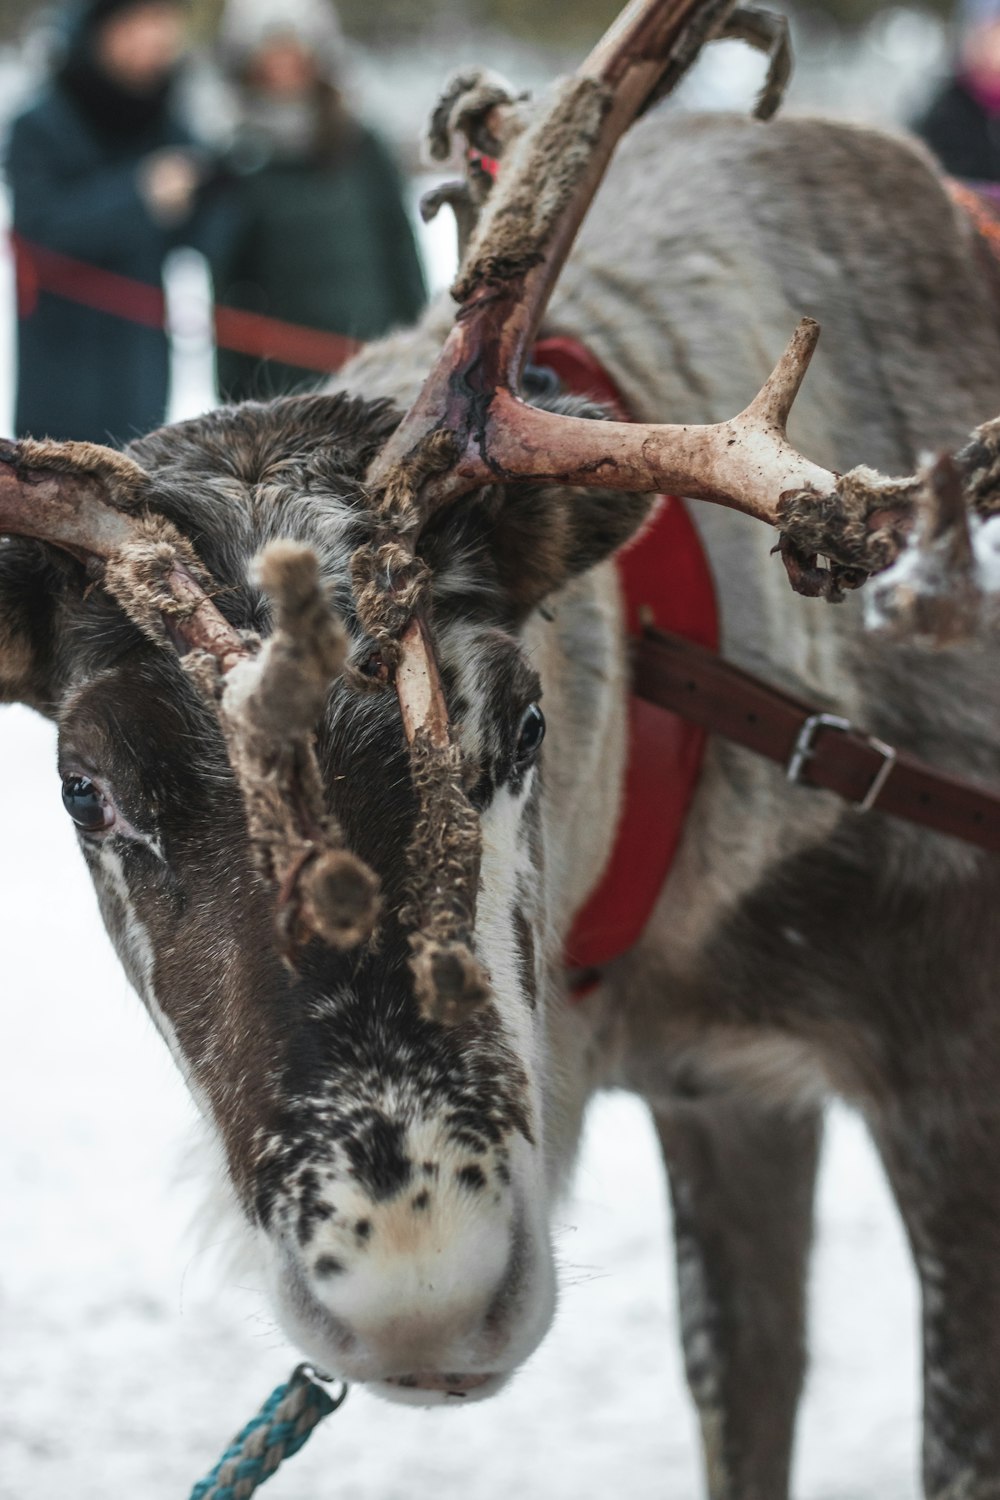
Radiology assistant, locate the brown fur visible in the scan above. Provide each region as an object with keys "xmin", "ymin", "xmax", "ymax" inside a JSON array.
[
  {"xmin": 427, "ymin": 68, "xmax": 529, "ymax": 163},
  {"xmin": 350, "ymin": 540, "xmax": 429, "ymax": 660},
  {"xmin": 491, "ymin": 477, "xmax": 653, "ymax": 615},
  {"xmin": 374, "ymin": 428, "xmax": 458, "ymax": 531}
]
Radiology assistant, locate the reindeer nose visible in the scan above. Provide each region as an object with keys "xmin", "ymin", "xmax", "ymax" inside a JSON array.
[
  {"xmin": 269, "ymin": 1172, "xmax": 554, "ymax": 1391},
  {"xmin": 297, "ymin": 1193, "xmax": 516, "ymax": 1379}
]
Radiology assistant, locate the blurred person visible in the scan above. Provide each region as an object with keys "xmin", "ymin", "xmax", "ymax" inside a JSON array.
[
  {"xmin": 210, "ymin": 0, "xmax": 426, "ymax": 401},
  {"xmin": 914, "ymin": 0, "xmax": 1000, "ymax": 182},
  {"xmin": 7, "ymin": 0, "xmax": 210, "ymax": 443}
]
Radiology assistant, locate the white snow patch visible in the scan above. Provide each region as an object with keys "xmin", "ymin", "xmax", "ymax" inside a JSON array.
[{"xmin": 866, "ymin": 509, "xmax": 1000, "ymax": 639}]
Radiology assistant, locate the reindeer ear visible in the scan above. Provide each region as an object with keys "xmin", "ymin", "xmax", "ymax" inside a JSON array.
[
  {"xmin": 0, "ymin": 538, "xmax": 66, "ymax": 713},
  {"xmin": 483, "ymin": 395, "xmax": 654, "ymax": 615},
  {"xmin": 490, "ymin": 479, "xmax": 653, "ymax": 617},
  {"xmin": 0, "ymin": 437, "xmax": 149, "ymax": 714}
]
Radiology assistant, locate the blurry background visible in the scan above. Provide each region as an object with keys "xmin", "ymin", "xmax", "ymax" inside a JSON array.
[
  {"xmin": 0, "ymin": 0, "xmax": 954, "ymax": 170},
  {"xmin": 0, "ymin": 0, "xmax": 974, "ymax": 1495},
  {"xmin": 0, "ymin": 0, "xmax": 960, "ymax": 430}
]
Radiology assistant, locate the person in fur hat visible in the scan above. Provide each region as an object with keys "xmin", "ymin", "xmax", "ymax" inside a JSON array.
[
  {"xmin": 6, "ymin": 0, "xmax": 215, "ymax": 443},
  {"xmin": 913, "ymin": 0, "xmax": 1000, "ymax": 183},
  {"xmin": 209, "ymin": 0, "xmax": 426, "ymax": 401}
]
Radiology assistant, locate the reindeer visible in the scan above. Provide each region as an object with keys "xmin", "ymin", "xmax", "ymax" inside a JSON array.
[{"xmin": 4, "ymin": 0, "xmax": 1000, "ymax": 1493}]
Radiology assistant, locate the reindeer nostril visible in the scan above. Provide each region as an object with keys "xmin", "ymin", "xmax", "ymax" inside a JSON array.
[{"xmin": 314, "ymin": 1255, "xmax": 346, "ymax": 1278}]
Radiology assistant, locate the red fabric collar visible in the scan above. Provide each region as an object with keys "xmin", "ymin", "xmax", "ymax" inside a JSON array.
[{"xmin": 529, "ymin": 337, "xmax": 719, "ymax": 989}]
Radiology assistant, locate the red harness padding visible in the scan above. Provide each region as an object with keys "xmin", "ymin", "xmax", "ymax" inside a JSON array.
[{"xmin": 529, "ymin": 338, "xmax": 719, "ymax": 987}]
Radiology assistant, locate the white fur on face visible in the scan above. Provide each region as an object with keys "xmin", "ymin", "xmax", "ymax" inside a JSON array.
[
  {"xmin": 477, "ymin": 782, "xmax": 545, "ymax": 1108},
  {"xmin": 88, "ymin": 843, "xmax": 210, "ymax": 1113},
  {"xmin": 255, "ymin": 1089, "xmax": 556, "ymax": 1392}
]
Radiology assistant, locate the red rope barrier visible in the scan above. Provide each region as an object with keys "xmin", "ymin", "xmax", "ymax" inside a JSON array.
[
  {"xmin": 14, "ymin": 235, "xmax": 165, "ymax": 327},
  {"xmin": 12, "ymin": 235, "xmax": 363, "ymax": 374},
  {"xmin": 213, "ymin": 302, "xmax": 361, "ymax": 373}
]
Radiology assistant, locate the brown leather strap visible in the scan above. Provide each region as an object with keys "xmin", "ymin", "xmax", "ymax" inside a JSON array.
[{"xmin": 633, "ymin": 628, "xmax": 1000, "ymax": 853}]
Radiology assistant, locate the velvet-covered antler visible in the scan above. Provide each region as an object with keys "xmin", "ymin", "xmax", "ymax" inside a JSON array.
[{"xmin": 0, "ymin": 439, "xmax": 380, "ymax": 956}]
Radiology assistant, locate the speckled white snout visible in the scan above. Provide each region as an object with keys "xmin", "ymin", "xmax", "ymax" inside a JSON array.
[{"xmin": 265, "ymin": 1139, "xmax": 555, "ymax": 1401}]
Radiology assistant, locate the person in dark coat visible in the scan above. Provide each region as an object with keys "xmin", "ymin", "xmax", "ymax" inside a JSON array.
[
  {"xmin": 7, "ymin": 0, "xmax": 209, "ymax": 444},
  {"xmin": 913, "ymin": 0, "xmax": 1000, "ymax": 183},
  {"xmin": 210, "ymin": 0, "xmax": 426, "ymax": 402}
]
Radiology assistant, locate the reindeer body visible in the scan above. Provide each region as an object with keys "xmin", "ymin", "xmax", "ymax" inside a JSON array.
[
  {"xmin": 559, "ymin": 113, "xmax": 1000, "ymax": 1497},
  {"xmin": 5, "ymin": 103, "xmax": 1000, "ymax": 1496},
  {"xmin": 341, "ymin": 110, "xmax": 1000, "ymax": 1493}
]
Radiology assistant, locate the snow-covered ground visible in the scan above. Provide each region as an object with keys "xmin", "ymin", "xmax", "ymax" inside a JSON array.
[{"xmin": 0, "ymin": 41, "xmax": 935, "ymax": 1496}]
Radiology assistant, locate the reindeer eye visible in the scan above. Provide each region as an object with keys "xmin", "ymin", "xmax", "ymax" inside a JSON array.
[
  {"xmin": 514, "ymin": 704, "xmax": 545, "ymax": 770},
  {"xmin": 61, "ymin": 775, "xmax": 115, "ymax": 834}
]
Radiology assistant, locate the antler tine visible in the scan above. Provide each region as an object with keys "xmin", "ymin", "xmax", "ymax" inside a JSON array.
[
  {"xmin": 206, "ymin": 541, "xmax": 382, "ymax": 955},
  {"xmin": 480, "ymin": 317, "xmax": 832, "ymax": 522},
  {"xmin": 742, "ymin": 316, "xmax": 820, "ymax": 432},
  {"xmin": 0, "ymin": 440, "xmax": 251, "ymax": 668},
  {"xmin": 465, "ymin": 318, "xmax": 999, "ymax": 621}
]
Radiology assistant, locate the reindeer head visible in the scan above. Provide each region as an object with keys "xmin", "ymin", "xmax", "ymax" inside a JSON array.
[
  {"xmin": 3, "ymin": 0, "xmax": 995, "ymax": 1403},
  {"xmin": 0, "ymin": 382, "xmax": 651, "ymax": 1400}
]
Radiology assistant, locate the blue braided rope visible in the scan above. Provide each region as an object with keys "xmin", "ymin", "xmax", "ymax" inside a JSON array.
[{"xmin": 189, "ymin": 1365, "xmax": 347, "ymax": 1500}]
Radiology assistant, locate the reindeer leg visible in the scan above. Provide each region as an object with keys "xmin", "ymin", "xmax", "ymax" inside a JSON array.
[
  {"xmin": 653, "ymin": 1092, "xmax": 822, "ymax": 1500},
  {"xmin": 870, "ymin": 1093, "xmax": 1000, "ymax": 1498}
]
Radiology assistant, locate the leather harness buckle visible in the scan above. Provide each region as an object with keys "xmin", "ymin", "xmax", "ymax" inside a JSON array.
[{"xmin": 786, "ymin": 712, "xmax": 898, "ymax": 811}]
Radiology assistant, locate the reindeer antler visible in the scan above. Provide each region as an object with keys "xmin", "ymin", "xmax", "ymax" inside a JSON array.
[
  {"xmin": 360, "ymin": 0, "xmax": 1000, "ymax": 1016},
  {"xmin": 369, "ymin": 0, "xmax": 999, "ymax": 632},
  {"xmin": 363, "ymin": 0, "xmax": 764, "ymax": 1021},
  {"xmin": 371, "ymin": 0, "xmax": 739, "ymax": 500},
  {"xmin": 0, "ymin": 440, "xmax": 380, "ymax": 958}
]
